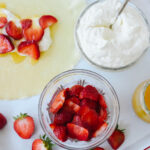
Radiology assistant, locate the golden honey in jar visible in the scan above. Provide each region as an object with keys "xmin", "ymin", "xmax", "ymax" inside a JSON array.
[{"xmin": 132, "ymin": 80, "xmax": 150, "ymax": 123}]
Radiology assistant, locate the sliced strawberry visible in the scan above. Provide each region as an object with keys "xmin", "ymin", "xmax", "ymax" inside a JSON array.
[
  {"xmin": 99, "ymin": 108, "xmax": 107, "ymax": 122},
  {"xmin": 80, "ymin": 98, "xmax": 98, "ymax": 111},
  {"xmin": 49, "ymin": 89, "xmax": 66, "ymax": 114},
  {"xmin": 18, "ymin": 41, "xmax": 40, "ymax": 60},
  {"xmin": 53, "ymin": 126, "xmax": 68, "ymax": 142},
  {"xmin": 72, "ymin": 115, "xmax": 83, "ymax": 127},
  {"xmin": 67, "ymin": 123, "xmax": 89, "ymax": 141},
  {"xmin": 79, "ymin": 85, "xmax": 99, "ymax": 101},
  {"xmin": 54, "ymin": 111, "xmax": 73, "ymax": 125},
  {"xmin": 39, "ymin": 15, "xmax": 57, "ymax": 29},
  {"xmin": 0, "ymin": 17, "xmax": 7, "ymax": 28},
  {"xmin": 80, "ymin": 108, "xmax": 99, "ymax": 131},
  {"xmin": 0, "ymin": 113, "xmax": 7, "ymax": 129},
  {"xmin": 92, "ymin": 122, "xmax": 108, "ymax": 137},
  {"xmin": 70, "ymin": 85, "xmax": 84, "ymax": 97},
  {"xmin": 49, "ymin": 123, "xmax": 56, "ymax": 131},
  {"xmin": 64, "ymin": 99, "xmax": 80, "ymax": 114},
  {"xmin": 93, "ymin": 147, "xmax": 105, "ymax": 150},
  {"xmin": 23, "ymin": 25, "xmax": 44, "ymax": 42},
  {"xmin": 78, "ymin": 105, "xmax": 90, "ymax": 117},
  {"xmin": 99, "ymin": 94, "xmax": 107, "ymax": 109},
  {"xmin": 21, "ymin": 19, "xmax": 32, "ymax": 29},
  {"xmin": 6, "ymin": 21, "xmax": 23, "ymax": 40},
  {"xmin": 0, "ymin": 34, "xmax": 14, "ymax": 54},
  {"xmin": 64, "ymin": 88, "xmax": 72, "ymax": 99},
  {"xmin": 67, "ymin": 97, "xmax": 80, "ymax": 105},
  {"xmin": 14, "ymin": 113, "xmax": 35, "ymax": 139},
  {"xmin": 108, "ymin": 126, "xmax": 125, "ymax": 149},
  {"xmin": 32, "ymin": 135, "xmax": 54, "ymax": 150}
]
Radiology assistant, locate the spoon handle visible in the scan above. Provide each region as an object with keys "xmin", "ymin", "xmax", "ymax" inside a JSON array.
[
  {"xmin": 118, "ymin": 0, "xmax": 130, "ymax": 16},
  {"xmin": 110, "ymin": 0, "xmax": 130, "ymax": 28}
]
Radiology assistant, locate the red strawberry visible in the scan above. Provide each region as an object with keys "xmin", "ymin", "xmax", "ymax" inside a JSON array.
[
  {"xmin": 0, "ymin": 34, "xmax": 14, "ymax": 54},
  {"xmin": 23, "ymin": 25, "xmax": 44, "ymax": 42},
  {"xmin": 79, "ymin": 85, "xmax": 99, "ymax": 101},
  {"xmin": 49, "ymin": 123, "xmax": 56, "ymax": 131},
  {"xmin": 67, "ymin": 123, "xmax": 89, "ymax": 141},
  {"xmin": 92, "ymin": 122, "xmax": 108, "ymax": 137},
  {"xmin": 93, "ymin": 147, "xmax": 105, "ymax": 150},
  {"xmin": 80, "ymin": 98, "xmax": 98, "ymax": 110},
  {"xmin": 32, "ymin": 135, "xmax": 54, "ymax": 150},
  {"xmin": 14, "ymin": 113, "xmax": 35, "ymax": 139},
  {"xmin": 72, "ymin": 115, "xmax": 83, "ymax": 127},
  {"xmin": 70, "ymin": 85, "xmax": 84, "ymax": 97},
  {"xmin": 0, "ymin": 113, "xmax": 7, "ymax": 129},
  {"xmin": 144, "ymin": 146, "xmax": 150, "ymax": 150},
  {"xmin": 80, "ymin": 108, "xmax": 99, "ymax": 131},
  {"xmin": 99, "ymin": 108, "xmax": 107, "ymax": 122},
  {"xmin": 108, "ymin": 126, "xmax": 125, "ymax": 149},
  {"xmin": 54, "ymin": 111, "xmax": 73, "ymax": 125},
  {"xmin": 64, "ymin": 99, "xmax": 80, "ymax": 114},
  {"xmin": 53, "ymin": 126, "xmax": 67, "ymax": 142},
  {"xmin": 18, "ymin": 41, "xmax": 40, "ymax": 60},
  {"xmin": 6, "ymin": 21, "xmax": 23, "ymax": 40},
  {"xmin": 69, "ymin": 97, "xmax": 80, "ymax": 105},
  {"xmin": 78, "ymin": 105, "xmax": 90, "ymax": 117},
  {"xmin": 64, "ymin": 88, "xmax": 71, "ymax": 99},
  {"xmin": 99, "ymin": 94, "xmax": 107, "ymax": 109},
  {"xmin": 49, "ymin": 89, "xmax": 66, "ymax": 114},
  {"xmin": 0, "ymin": 17, "xmax": 7, "ymax": 28},
  {"xmin": 39, "ymin": 15, "xmax": 57, "ymax": 29},
  {"xmin": 21, "ymin": 19, "xmax": 32, "ymax": 29}
]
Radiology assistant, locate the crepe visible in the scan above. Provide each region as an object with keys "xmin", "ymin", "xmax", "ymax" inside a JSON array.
[{"xmin": 0, "ymin": 0, "xmax": 85, "ymax": 100}]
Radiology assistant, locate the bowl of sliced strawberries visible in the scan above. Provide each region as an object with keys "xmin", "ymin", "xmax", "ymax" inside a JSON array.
[{"xmin": 38, "ymin": 69, "xmax": 120, "ymax": 150}]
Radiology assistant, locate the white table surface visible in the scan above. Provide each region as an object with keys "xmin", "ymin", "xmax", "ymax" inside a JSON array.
[{"xmin": 0, "ymin": 0, "xmax": 150, "ymax": 150}]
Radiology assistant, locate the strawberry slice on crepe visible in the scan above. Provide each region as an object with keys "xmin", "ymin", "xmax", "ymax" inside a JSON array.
[
  {"xmin": 0, "ymin": 17, "xmax": 7, "ymax": 28},
  {"xmin": 6, "ymin": 21, "xmax": 23, "ymax": 40},
  {"xmin": 39, "ymin": 15, "xmax": 57, "ymax": 29},
  {"xmin": 21, "ymin": 19, "xmax": 32, "ymax": 30},
  {"xmin": 0, "ymin": 34, "xmax": 14, "ymax": 54},
  {"xmin": 23, "ymin": 19, "xmax": 44, "ymax": 42},
  {"xmin": 18, "ymin": 41, "xmax": 40, "ymax": 60}
]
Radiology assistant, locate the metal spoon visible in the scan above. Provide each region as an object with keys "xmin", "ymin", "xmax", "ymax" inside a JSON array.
[{"xmin": 109, "ymin": 0, "xmax": 130, "ymax": 29}]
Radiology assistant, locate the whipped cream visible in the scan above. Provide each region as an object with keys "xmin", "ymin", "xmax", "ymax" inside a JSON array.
[
  {"xmin": 0, "ymin": 8, "xmax": 52, "ymax": 52},
  {"xmin": 77, "ymin": 0, "xmax": 150, "ymax": 68}
]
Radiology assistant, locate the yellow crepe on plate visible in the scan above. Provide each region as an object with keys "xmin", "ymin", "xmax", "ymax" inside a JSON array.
[{"xmin": 0, "ymin": 0, "xmax": 85, "ymax": 100}]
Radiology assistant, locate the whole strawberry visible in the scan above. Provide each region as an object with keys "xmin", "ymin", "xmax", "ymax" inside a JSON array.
[
  {"xmin": 14, "ymin": 113, "xmax": 35, "ymax": 139},
  {"xmin": 108, "ymin": 125, "xmax": 125, "ymax": 149},
  {"xmin": 0, "ymin": 113, "xmax": 7, "ymax": 129},
  {"xmin": 32, "ymin": 135, "xmax": 54, "ymax": 150}
]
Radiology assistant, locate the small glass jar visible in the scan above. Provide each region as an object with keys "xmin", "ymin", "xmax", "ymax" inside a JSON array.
[
  {"xmin": 132, "ymin": 80, "xmax": 150, "ymax": 123},
  {"xmin": 38, "ymin": 69, "xmax": 120, "ymax": 150}
]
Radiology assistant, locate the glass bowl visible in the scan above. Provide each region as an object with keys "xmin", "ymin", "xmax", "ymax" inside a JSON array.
[
  {"xmin": 38, "ymin": 69, "xmax": 120, "ymax": 150},
  {"xmin": 75, "ymin": 0, "xmax": 150, "ymax": 70}
]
